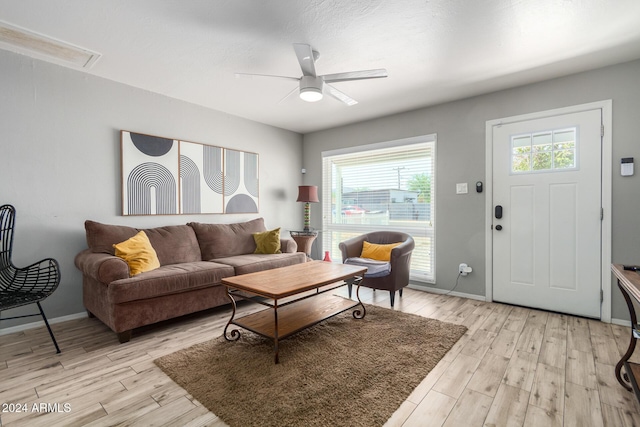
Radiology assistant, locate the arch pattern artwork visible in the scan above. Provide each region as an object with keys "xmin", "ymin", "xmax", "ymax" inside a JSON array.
[
  {"xmin": 179, "ymin": 155, "xmax": 201, "ymax": 214},
  {"xmin": 127, "ymin": 162, "xmax": 177, "ymax": 215},
  {"xmin": 121, "ymin": 131, "xmax": 258, "ymax": 215},
  {"xmin": 224, "ymin": 149, "xmax": 259, "ymax": 213},
  {"xmin": 203, "ymin": 145, "xmax": 224, "ymax": 194}
]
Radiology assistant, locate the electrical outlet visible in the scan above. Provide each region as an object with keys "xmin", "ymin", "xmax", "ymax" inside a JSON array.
[{"xmin": 459, "ymin": 263, "xmax": 472, "ymax": 276}]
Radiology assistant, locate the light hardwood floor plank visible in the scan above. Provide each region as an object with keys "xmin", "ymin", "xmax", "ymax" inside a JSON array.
[
  {"xmin": 466, "ymin": 352, "xmax": 510, "ymax": 398},
  {"xmin": 406, "ymin": 359, "xmax": 450, "ymax": 404},
  {"xmin": 601, "ymin": 402, "xmax": 640, "ymax": 427},
  {"xmin": 529, "ymin": 363, "xmax": 565, "ymax": 416},
  {"xmin": 2, "ymin": 288, "xmax": 640, "ymax": 427},
  {"xmin": 484, "ymin": 383, "xmax": 529, "ymax": 427},
  {"xmin": 538, "ymin": 336, "xmax": 567, "ymax": 369},
  {"xmin": 403, "ymin": 390, "xmax": 456, "ymax": 427},
  {"xmin": 502, "ymin": 306, "xmax": 530, "ymax": 333},
  {"xmin": 523, "ymin": 404, "xmax": 562, "ymax": 427},
  {"xmin": 442, "ymin": 389, "xmax": 493, "ymax": 427},
  {"xmin": 567, "ymin": 316, "xmax": 592, "ymax": 353},
  {"xmin": 591, "ymin": 333, "xmax": 625, "ymax": 366},
  {"xmin": 432, "ymin": 353, "xmax": 482, "ymax": 399},
  {"xmin": 515, "ymin": 323, "xmax": 545, "ymax": 355},
  {"xmin": 460, "ymin": 329, "xmax": 498, "ymax": 359},
  {"xmin": 564, "ymin": 381, "xmax": 604, "ymax": 427},
  {"xmin": 502, "ymin": 349, "xmax": 539, "ymax": 392},
  {"xmin": 566, "ymin": 348, "xmax": 598, "ymax": 389},
  {"xmin": 488, "ymin": 328, "xmax": 519, "ymax": 359},
  {"xmin": 384, "ymin": 400, "xmax": 418, "ymax": 427},
  {"xmin": 595, "ymin": 361, "xmax": 638, "ymax": 410}
]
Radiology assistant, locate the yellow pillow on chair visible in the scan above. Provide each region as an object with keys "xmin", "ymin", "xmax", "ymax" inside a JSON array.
[
  {"xmin": 113, "ymin": 230, "xmax": 160, "ymax": 276},
  {"xmin": 360, "ymin": 241, "xmax": 401, "ymax": 262}
]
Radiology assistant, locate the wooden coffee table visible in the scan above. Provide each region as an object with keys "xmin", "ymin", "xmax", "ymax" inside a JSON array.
[{"xmin": 222, "ymin": 261, "xmax": 367, "ymax": 363}]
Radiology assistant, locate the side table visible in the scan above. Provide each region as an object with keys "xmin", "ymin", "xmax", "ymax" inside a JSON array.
[
  {"xmin": 289, "ymin": 230, "xmax": 318, "ymax": 259},
  {"xmin": 612, "ymin": 263, "xmax": 640, "ymax": 403}
]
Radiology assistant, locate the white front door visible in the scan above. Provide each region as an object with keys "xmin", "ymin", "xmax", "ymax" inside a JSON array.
[{"xmin": 492, "ymin": 109, "xmax": 602, "ymax": 318}]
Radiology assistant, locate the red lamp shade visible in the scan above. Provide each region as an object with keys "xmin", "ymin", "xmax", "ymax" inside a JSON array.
[{"xmin": 296, "ymin": 186, "xmax": 319, "ymax": 203}]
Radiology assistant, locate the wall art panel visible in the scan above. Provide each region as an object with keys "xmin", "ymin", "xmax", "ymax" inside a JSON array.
[
  {"xmin": 121, "ymin": 131, "xmax": 179, "ymax": 215},
  {"xmin": 121, "ymin": 131, "xmax": 258, "ymax": 215},
  {"xmin": 224, "ymin": 149, "xmax": 259, "ymax": 213},
  {"xmin": 179, "ymin": 141, "xmax": 224, "ymax": 214}
]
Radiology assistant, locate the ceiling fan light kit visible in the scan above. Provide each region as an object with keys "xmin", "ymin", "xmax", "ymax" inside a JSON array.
[
  {"xmin": 299, "ymin": 76, "xmax": 324, "ymax": 102},
  {"xmin": 237, "ymin": 43, "xmax": 387, "ymax": 106}
]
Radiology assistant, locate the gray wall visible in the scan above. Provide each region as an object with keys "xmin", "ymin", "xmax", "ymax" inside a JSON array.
[
  {"xmin": 0, "ymin": 49, "xmax": 303, "ymax": 327},
  {"xmin": 303, "ymin": 58, "xmax": 640, "ymax": 321}
]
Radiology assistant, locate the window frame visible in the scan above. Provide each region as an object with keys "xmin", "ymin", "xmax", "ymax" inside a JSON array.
[
  {"xmin": 321, "ymin": 134, "xmax": 436, "ymax": 283},
  {"xmin": 510, "ymin": 127, "xmax": 579, "ymax": 174}
]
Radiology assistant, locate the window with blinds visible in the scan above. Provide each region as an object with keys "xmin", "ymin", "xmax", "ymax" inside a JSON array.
[{"xmin": 321, "ymin": 135, "xmax": 436, "ymax": 283}]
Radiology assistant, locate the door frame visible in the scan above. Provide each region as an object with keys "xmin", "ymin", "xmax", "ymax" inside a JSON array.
[{"xmin": 484, "ymin": 100, "xmax": 613, "ymax": 322}]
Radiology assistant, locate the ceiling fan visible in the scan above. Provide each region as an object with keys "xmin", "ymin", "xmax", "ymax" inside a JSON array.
[{"xmin": 235, "ymin": 43, "xmax": 388, "ymax": 106}]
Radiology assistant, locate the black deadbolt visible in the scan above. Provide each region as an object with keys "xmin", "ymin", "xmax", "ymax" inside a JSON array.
[{"xmin": 495, "ymin": 205, "xmax": 503, "ymax": 219}]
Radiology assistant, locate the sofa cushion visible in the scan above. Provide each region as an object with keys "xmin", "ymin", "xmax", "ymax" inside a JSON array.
[
  {"xmin": 253, "ymin": 228, "xmax": 282, "ymax": 254},
  {"xmin": 344, "ymin": 257, "xmax": 392, "ymax": 278},
  {"xmin": 142, "ymin": 225, "xmax": 202, "ymax": 265},
  {"xmin": 188, "ymin": 217, "xmax": 267, "ymax": 260},
  {"xmin": 85, "ymin": 220, "xmax": 202, "ymax": 265},
  {"xmin": 113, "ymin": 230, "xmax": 161, "ymax": 276},
  {"xmin": 86, "ymin": 220, "xmax": 137, "ymax": 255},
  {"xmin": 214, "ymin": 253, "xmax": 307, "ymax": 276},
  {"xmin": 108, "ymin": 261, "xmax": 235, "ymax": 304}
]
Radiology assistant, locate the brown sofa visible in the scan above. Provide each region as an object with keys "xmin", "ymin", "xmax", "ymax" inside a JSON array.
[{"xmin": 74, "ymin": 217, "xmax": 305, "ymax": 343}]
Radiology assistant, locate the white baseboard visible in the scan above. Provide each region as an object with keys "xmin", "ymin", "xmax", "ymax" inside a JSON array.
[
  {"xmin": 408, "ymin": 284, "xmax": 486, "ymax": 301},
  {"xmin": 0, "ymin": 312, "xmax": 88, "ymax": 336},
  {"xmin": 611, "ymin": 317, "xmax": 632, "ymax": 327}
]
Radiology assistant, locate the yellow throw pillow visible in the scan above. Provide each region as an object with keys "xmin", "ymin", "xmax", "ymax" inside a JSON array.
[
  {"xmin": 360, "ymin": 241, "xmax": 402, "ymax": 262},
  {"xmin": 253, "ymin": 228, "xmax": 282, "ymax": 254},
  {"xmin": 113, "ymin": 230, "xmax": 160, "ymax": 276}
]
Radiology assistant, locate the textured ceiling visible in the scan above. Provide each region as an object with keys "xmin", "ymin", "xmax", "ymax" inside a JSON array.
[{"xmin": 2, "ymin": 0, "xmax": 640, "ymax": 134}]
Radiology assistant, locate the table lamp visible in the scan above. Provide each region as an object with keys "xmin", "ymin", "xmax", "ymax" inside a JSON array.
[{"xmin": 296, "ymin": 185, "xmax": 319, "ymax": 231}]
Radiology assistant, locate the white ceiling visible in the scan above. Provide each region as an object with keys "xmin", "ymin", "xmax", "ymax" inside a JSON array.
[{"xmin": 2, "ymin": 0, "xmax": 640, "ymax": 134}]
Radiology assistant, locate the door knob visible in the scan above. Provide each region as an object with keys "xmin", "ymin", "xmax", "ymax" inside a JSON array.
[{"xmin": 495, "ymin": 225, "xmax": 503, "ymax": 231}]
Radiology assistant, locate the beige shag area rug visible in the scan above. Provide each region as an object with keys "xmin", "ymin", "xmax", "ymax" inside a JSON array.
[{"xmin": 154, "ymin": 304, "xmax": 467, "ymax": 427}]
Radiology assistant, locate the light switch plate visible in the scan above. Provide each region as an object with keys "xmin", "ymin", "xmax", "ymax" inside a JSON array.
[{"xmin": 456, "ymin": 183, "xmax": 468, "ymax": 194}]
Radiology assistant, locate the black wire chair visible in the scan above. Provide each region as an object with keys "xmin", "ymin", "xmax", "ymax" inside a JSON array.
[{"xmin": 0, "ymin": 204, "xmax": 61, "ymax": 353}]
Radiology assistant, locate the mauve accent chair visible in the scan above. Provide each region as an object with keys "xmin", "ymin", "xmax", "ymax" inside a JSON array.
[{"xmin": 339, "ymin": 231, "xmax": 415, "ymax": 307}]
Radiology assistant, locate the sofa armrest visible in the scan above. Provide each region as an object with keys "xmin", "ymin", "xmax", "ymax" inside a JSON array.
[
  {"xmin": 74, "ymin": 249, "xmax": 130, "ymax": 284},
  {"xmin": 280, "ymin": 238, "xmax": 298, "ymax": 253}
]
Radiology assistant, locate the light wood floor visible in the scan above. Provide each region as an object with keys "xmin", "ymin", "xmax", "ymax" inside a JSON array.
[{"xmin": 1, "ymin": 287, "xmax": 640, "ymax": 426}]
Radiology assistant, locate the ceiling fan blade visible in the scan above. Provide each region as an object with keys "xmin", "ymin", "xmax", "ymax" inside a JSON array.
[
  {"xmin": 293, "ymin": 43, "xmax": 317, "ymax": 77},
  {"xmin": 322, "ymin": 69, "xmax": 388, "ymax": 83},
  {"xmin": 277, "ymin": 85, "xmax": 300, "ymax": 104},
  {"xmin": 326, "ymin": 84, "xmax": 358, "ymax": 106},
  {"xmin": 234, "ymin": 72, "xmax": 299, "ymax": 82}
]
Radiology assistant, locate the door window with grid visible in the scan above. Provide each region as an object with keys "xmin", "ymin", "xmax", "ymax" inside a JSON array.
[{"xmin": 322, "ymin": 135, "xmax": 436, "ymax": 283}]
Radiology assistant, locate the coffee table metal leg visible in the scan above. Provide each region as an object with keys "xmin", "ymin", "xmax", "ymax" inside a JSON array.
[
  {"xmin": 223, "ymin": 287, "xmax": 241, "ymax": 341},
  {"xmin": 274, "ymin": 300, "xmax": 280, "ymax": 364},
  {"xmin": 353, "ymin": 278, "xmax": 366, "ymax": 319}
]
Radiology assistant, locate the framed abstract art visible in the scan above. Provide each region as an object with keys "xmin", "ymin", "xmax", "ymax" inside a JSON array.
[{"xmin": 121, "ymin": 131, "xmax": 258, "ymax": 215}]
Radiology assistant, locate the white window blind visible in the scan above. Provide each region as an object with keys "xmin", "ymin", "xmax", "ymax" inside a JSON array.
[{"xmin": 322, "ymin": 135, "xmax": 436, "ymax": 283}]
